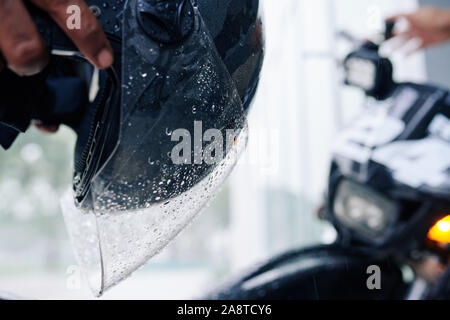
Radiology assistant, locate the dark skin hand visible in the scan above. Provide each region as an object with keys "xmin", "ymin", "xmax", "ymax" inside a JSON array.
[{"xmin": 0, "ymin": 0, "xmax": 114, "ymax": 133}]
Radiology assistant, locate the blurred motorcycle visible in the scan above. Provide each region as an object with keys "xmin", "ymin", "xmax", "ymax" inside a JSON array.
[{"xmin": 205, "ymin": 22, "xmax": 450, "ymax": 300}]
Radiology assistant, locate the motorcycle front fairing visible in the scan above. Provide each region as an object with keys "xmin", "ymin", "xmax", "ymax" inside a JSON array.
[
  {"xmin": 204, "ymin": 244, "xmax": 408, "ymax": 300},
  {"xmin": 327, "ymin": 82, "xmax": 450, "ymax": 252}
]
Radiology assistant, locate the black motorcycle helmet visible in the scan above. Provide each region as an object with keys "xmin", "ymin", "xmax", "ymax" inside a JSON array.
[
  {"xmin": 1, "ymin": 0, "xmax": 264, "ymax": 211},
  {"xmin": 0, "ymin": 0, "xmax": 264, "ymax": 295}
]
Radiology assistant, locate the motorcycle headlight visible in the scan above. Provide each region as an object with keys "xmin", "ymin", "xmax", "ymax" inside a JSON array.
[
  {"xmin": 333, "ymin": 180, "xmax": 400, "ymax": 241},
  {"xmin": 344, "ymin": 57, "xmax": 376, "ymax": 91}
]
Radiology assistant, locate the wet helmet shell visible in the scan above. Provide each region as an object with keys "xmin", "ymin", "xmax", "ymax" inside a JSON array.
[{"xmin": 73, "ymin": 0, "xmax": 264, "ymax": 211}]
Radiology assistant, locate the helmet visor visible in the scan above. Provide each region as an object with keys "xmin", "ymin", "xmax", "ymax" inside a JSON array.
[{"xmin": 61, "ymin": 0, "xmax": 248, "ymax": 296}]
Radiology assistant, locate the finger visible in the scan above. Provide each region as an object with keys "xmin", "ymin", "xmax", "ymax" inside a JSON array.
[
  {"xmin": 392, "ymin": 33, "xmax": 413, "ymax": 48},
  {"xmin": 404, "ymin": 38, "xmax": 425, "ymax": 56},
  {"xmin": 31, "ymin": 0, "xmax": 113, "ymax": 69},
  {"xmin": 380, "ymin": 33, "xmax": 411, "ymax": 56},
  {"xmin": 0, "ymin": 0, "xmax": 48, "ymax": 75}
]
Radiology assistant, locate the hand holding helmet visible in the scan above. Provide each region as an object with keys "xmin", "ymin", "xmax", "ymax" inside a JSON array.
[
  {"xmin": 0, "ymin": 0, "xmax": 114, "ymax": 137},
  {"xmin": 0, "ymin": 0, "xmax": 113, "ymax": 76}
]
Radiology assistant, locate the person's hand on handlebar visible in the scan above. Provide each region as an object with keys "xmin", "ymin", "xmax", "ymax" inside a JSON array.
[
  {"xmin": 0, "ymin": 0, "xmax": 113, "ymax": 76},
  {"xmin": 386, "ymin": 7, "xmax": 450, "ymax": 51}
]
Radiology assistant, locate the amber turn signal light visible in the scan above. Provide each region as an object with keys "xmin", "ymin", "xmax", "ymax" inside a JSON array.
[{"xmin": 428, "ymin": 215, "xmax": 450, "ymax": 244}]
